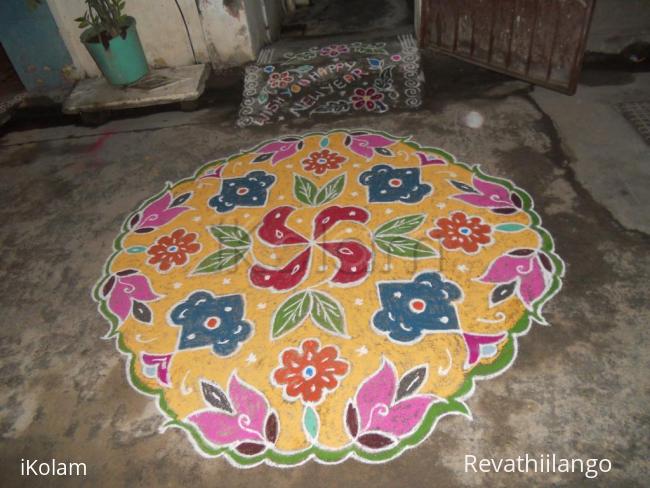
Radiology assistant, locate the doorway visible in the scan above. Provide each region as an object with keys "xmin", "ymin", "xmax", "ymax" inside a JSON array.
[{"xmin": 281, "ymin": 0, "xmax": 415, "ymax": 39}]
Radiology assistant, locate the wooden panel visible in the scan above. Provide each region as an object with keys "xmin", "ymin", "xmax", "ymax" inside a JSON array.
[{"xmin": 420, "ymin": 0, "xmax": 595, "ymax": 94}]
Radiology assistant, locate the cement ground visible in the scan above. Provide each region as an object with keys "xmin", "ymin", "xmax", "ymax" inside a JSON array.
[{"xmin": 0, "ymin": 52, "xmax": 648, "ymax": 487}]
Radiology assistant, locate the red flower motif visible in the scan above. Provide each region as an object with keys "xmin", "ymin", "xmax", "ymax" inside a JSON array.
[
  {"xmin": 249, "ymin": 206, "xmax": 372, "ymax": 291},
  {"xmin": 301, "ymin": 149, "xmax": 346, "ymax": 175},
  {"xmin": 351, "ymin": 87, "xmax": 384, "ymax": 111},
  {"xmin": 268, "ymin": 71, "xmax": 294, "ymax": 89},
  {"xmin": 273, "ymin": 339, "xmax": 349, "ymax": 403},
  {"xmin": 147, "ymin": 228, "xmax": 201, "ymax": 272},
  {"xmin": 428, "ymin": 212, "xmax": 491, "ymax": 254}
]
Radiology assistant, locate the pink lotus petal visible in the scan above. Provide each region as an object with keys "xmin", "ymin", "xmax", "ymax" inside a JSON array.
[
  {"xmin": 463, "ymin": 333, "xmax": 507, "ymax": 367},
  {"xmin": 453, "ymin": 193, "xmax": 512, "ymax": 209},
  {"xmin": 256, "ymin": 141, "xmax": 299, "ymax": 164},
  {"xmin": 138, "ymin": 205, "xmax": 188, "ymax": 229},
  {"xmin": 349, "ymin": 134, "xmax": 393, "ymax": 158},
  {"xmin": 188, "ymin": 411, "xmax": 262, "ymax": 445},
  {"xmin": 480, "ymin": 254, "xmax": 534, "ymax": 284},
  {"xmin": 142, "ymin": 353, "xmax": 172, "ymax": 385},
  {"xmin": 141, "ymin": 192, "xmax": 172, "ymax": 222},
  {"xmin": 107, "ymin": 286, "xmax": 131, "ymax": 321},
  {"xmin": 417, "ymin": 152, "xmax": 446, "ymax": 166},
  {"xmin": 257, "ymin": 141, "xmax": 286, "ymax": 153},
  {"xmin": 518, "ymin": 257, "xmax": 547, "ymax": 306},
  {"xmin": 228, "ymin": 375, "xmax": 267, "ymax": 436},
  {"xmin": 472, "ymin": 176, "xmax": 511, "ymax": 203},
  {"xmin": 368, "ymin": 396, "xmax": 435, "ymax": 437},
  {"xmin": 119, "ymin": 274, "xmax": 159, "ymax": 302},
  {"xmin": 357, "ymin": 360, "xmax": 397, "ymax": 431},
  {"xmin": 273, "ymin": 145, "xmax": 299, "ymax": 164}
]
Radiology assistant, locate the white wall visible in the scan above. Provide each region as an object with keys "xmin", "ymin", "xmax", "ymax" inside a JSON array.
[
  {"xmin": 586, "ymin": 0, "xmax": 650, "ymax": 53},
  {"xmin": 195, "ymin": 0, "xmax": 256, "ymax": 67},
  {"xmin": 47, "ymin": 0, "xmax": 284, "ymax": 78},
  {"xmin": 48, "ymin": 0, "xmax": 213, "ymax": 77}
]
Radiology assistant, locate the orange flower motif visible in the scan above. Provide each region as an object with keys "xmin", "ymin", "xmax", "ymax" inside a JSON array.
[
  {"xmin": 301, "ymin": 149, "xmax": 346, "ymax": 175},
  {"xmin": 429, "ymin": 212, "xmax": 491, "ymax": 254},
  {"xmin": 147, "ymin": 228, "xmax": 201, "ymax": 272},
  {"xmin": 273, "ymin": 340, "xmax": 349, "ymax": 404}
]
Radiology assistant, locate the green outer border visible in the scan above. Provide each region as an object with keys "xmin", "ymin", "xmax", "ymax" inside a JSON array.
[{"xmin": 91, "ymin": 128, "xmax": 565, "ymax": 467}]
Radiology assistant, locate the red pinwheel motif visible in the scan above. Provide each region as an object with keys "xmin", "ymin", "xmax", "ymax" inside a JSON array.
[{"xmin": 249, "ymin": 205, "xmax": 372, "ymax": 291}]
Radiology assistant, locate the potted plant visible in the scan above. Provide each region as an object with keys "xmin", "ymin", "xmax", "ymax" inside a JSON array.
[{"xmin": 76, "ymin": 0, "xmax": 148, "ymax": 86}]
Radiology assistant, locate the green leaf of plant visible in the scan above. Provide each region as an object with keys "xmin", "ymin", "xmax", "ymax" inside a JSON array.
[
  {"xmin": 375, "ymin": 214, "xmax": 426, "ymax": 236},
  {"xmin": 375, "ymin": 235, "xmax": 438, "ymax": 258},
  {"xmin": 315, "ymin": 174, "xmax": 345, "ymax": 205},
  {"xmin": 294, "ymin": 175, "xmax": 318, "ymax": 206},
  {"xmin": 193, "ymin": 248, "xmax": 247, "ymax": 274},
  {"xmin": 209, "ymin": 225, "xmax": 250, "ymax": 248},
  {"xmin": 272, "ymin": 291, "xmax": 311, "ymax": 339},
  {"xmin": 310, "ymin": 291, "xmax": 346, "ymax": 336}
]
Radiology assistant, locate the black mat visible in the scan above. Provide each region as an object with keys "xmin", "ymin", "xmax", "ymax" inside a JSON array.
[{"xmin": 237, "ymin": 34, "xmax": 422, "ymax": 127}]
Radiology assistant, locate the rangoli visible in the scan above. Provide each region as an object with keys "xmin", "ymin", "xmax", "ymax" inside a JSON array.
[{"xmin": 93, "ymin": 129, "xmax": 564, "ymax": 467}]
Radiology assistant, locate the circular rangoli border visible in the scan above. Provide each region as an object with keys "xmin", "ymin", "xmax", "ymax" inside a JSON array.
[{"xmin": 92, "ymin": 128, "xmax": 565, "ymax": 467}]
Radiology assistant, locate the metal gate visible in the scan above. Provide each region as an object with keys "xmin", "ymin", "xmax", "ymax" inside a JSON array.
[{"xmin": 419, "ymin": 0, "xmax": 595, "ymax": 94}]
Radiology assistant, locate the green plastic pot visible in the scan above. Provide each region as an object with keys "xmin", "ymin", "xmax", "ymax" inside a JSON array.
[{"xmin": 80, "ymin": 16, "xmax": 148, "ymax": 86}]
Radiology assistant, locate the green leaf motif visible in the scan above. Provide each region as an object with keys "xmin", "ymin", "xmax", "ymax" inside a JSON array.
[
  {"xmin": 272, "ymin": 291, "xmax": 312, "ymax": 339},
  {"xmin": 310, "ymin": 291, "xmax": 346, "ymax": 336},
  {"xmin": 315, "ymin": 174, "xmax": 345, "ymax": 205},
  {"xmin": 210, "ymin": 225, "xmax": 251, "ymax": 248},
  {"xmin": 303, "ymin": 406, "xmax": 319, "ymax": 440},
  {"xmin": 294, "ymin": 175, "xmax": 318, "ymax": 205},
  {"xmin": 193, "ymin": 248, "xmax": 248, "ymax": 274},
  {"xmin": 495, "ymin": 223, "xmax": 526, "ymax": 232},
  {"xmin": 375, "ymin": 235, "xmax": 438, "ymax": 258},
  {"xmin": 375, "ymin": 214, "xmax": 426, "ymax": 236}
]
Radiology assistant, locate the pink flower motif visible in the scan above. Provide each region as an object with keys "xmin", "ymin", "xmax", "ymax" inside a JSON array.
[
  {"xmin": 102, "ymin": 270, "xmax": 159, "ymax": 324},
  {"xmin": 320, "ymin": 44, "xmax": 349, "ymax": 57},
  {"xmin": 344, "ymin": 132, "xmax": 396, "ymax": 159},
  {"xmin": 346, "ymin": 360, "xmax": 435, "ymax": 448},
  {"xmin": 254, "ymin": 137, "xmax": 304, "ymax": 165},
  {"xmin": 130, "ymin": 191, "xmax": 190, "ymax": 233},
  {"xmin": 267, "ymin": 71, "xmax": 294, "ymax": 89},
  {"xmin": 451, "ymin": 176, "xmax": 522, "ymax": 214},
  {"xmin": 417, "ymin": 152, "xmax": 446, "ymax": 166},
  {"xmin": 249, "ymin": 205, "xmax": 372, "ymax": 291},
  {"xmin": 463, "ymin": 333, "xmax": 507, "ymax": 369},
  {"xmin": 479, "ymin": 249, "xmax": 555, "ymax": 310},
  {"xmin": 188, "ymin": 375, "xmax": 277, "ymax": 453},
  {"xmin": 141, "ymin": 353, "xmax": 172, "ymax": 386},
  {"xmin": 351, "ymin": 87, "xmax": 385, "ymax": 111}
]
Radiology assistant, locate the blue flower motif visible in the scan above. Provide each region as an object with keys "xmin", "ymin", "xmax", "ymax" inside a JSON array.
[
  {"xmin": 209, "ymin": 171, "xmax": 275, "ymax": 213},
  {"xmin": 359, "ymin": 164, "xmax": 432, "ymax": 203},
  {"xmin": 170, "ymin": 291, "xmax": 252, "ymax": 356},
  {"xmin": 373, "ymin": 272, "xmax": 462, "ymax": 342}
]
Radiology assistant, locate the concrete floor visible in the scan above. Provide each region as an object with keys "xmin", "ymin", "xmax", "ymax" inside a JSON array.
[{"xmin": 0, "ymin": 53, "xmax": 649, "ymax": 486}]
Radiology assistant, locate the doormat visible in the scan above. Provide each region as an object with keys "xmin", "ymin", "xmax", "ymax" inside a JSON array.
[
  {"xmin": 93, "ymin": 129, "xmax": 564, "ymax": 467},
  {"xmin": 237, "ymin": 35, "xmax": 422, "ymax": 127},
  {"xmin": 618, "ymin": 101, "xmax": 650, "ymax": 145}
]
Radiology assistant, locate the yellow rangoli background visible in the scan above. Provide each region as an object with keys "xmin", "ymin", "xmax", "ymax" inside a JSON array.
[{"xmin": 96, "ymin": 130, "xmax": 562, "ymax": 464}]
